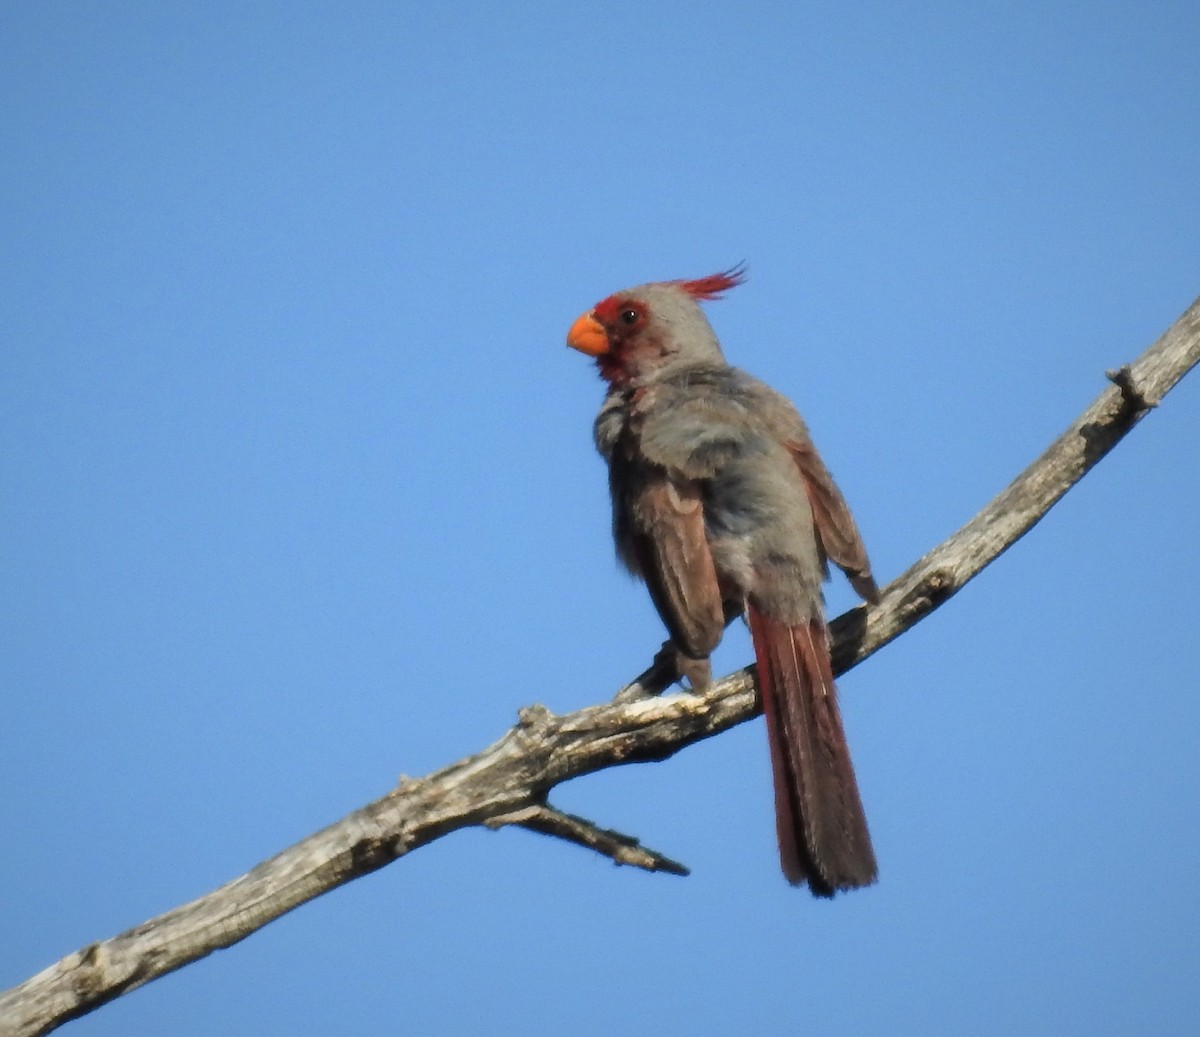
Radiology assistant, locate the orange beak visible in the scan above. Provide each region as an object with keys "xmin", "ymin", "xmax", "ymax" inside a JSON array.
[{"xmin": 566, "ymin": 311, "xmax": 609, "ymax": 357}]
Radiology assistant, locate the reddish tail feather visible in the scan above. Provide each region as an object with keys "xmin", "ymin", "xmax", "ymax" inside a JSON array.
[{"xmin": 747, "ymin": 603, "xmax": 877, "ymax": 895}]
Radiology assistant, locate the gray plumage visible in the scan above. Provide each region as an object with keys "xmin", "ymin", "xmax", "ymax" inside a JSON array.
[{"xmin": 571, "ymin": 272, "xmax": 879, "ymax": 894}]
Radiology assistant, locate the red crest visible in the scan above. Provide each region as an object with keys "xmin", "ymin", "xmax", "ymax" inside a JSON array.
[{"xmin": 672, "ymin": 264, "xmax": 746, "ymax": 301}]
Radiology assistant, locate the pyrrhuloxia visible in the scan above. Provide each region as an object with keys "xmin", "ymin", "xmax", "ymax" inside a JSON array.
[{"xmin": 566, "ymin": 268, "xmax": 879, "ymax": 895}]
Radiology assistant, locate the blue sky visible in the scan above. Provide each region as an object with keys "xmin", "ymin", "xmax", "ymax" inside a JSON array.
[{"xmin": 2, "ymin": 3, "xmax": 1198, "ymax": 1034}]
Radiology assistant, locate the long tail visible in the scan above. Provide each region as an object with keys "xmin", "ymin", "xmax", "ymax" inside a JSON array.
[{"xmin": 747, "ymin": 603, "xmax": 877, "ymax": 896}]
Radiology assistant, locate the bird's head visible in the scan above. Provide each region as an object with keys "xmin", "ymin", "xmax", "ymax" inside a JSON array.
[{"xmin": 566, "ymin": 267, "xmax": 745, "ymax": 387}]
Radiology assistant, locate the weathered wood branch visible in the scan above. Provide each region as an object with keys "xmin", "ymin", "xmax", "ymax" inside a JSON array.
[{"xmin": 3, "ymin": 294, "xmax": 1198, "ymax": 1037}]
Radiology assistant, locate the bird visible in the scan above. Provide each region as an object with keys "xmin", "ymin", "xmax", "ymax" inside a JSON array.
[{"xmin": 566, "ymin": 267, "xmax": 879, "ymax": 895}]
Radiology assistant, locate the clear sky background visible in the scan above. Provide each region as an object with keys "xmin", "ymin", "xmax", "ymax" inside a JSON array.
[{"xmin": 3, "ymin": 4, "xmax": 1198, "ymax": 1035}]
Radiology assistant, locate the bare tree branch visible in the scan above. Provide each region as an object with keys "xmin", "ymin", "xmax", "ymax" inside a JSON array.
[
  {"xmin": 3, "ymin": 295, "xmax": 1198, "ymax": 1037},
  {"xmin": 490, "ymin": 801, "xmax": 690, "ymax": 876}
]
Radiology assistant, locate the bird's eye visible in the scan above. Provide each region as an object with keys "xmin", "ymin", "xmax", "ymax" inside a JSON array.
[{"xmin": 619, "ymin": 308, "xmax": 640, "ymax": 326}]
